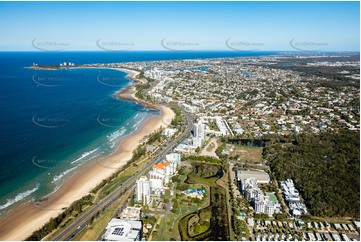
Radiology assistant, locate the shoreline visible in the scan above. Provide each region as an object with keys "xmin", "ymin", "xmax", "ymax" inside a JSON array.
[
  {"xmin": 0, "ymin": 68, "xmax": 175, "ymax": 240},
  {"xmin": 111, "ymin": 68, "xmax": 159, "ymax": 110}
]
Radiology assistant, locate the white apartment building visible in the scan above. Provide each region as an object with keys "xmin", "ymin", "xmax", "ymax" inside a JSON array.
[
  {"xmin": 193, "ymin": 122, "xmax": 205, "ymax": 139},
  {"xmin": 149, "ymin": 161, "xmax": 175, "ymax": 184},
  {"xmin": 241, "ymin": 178, "xmax": 280, "ymax": 216},
  {"xmin": 135, "ymin": 176, "xmax": 151, "ymax": 205},
  {"xmin": 192, "ymin": 122, "xmax": 206, "ymax": 148},
  {"xmin": 149, "ymin": 177, "xmax": 163, "ymax": 190},
  {"xmin": 136, "ymin": 154, "xmax": 181, "ymax": 200},
  {"xmin": 192, "ymin": 137, "xmax": 202, "ymax": 148},
  {"xmin": 279, "ymin": 179, "xmax": 308, "ymax": 216}
]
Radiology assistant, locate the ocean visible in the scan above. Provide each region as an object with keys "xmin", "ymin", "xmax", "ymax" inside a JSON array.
[{"xmin": 0, "ymin": 51, "xmax": 278, "ymax": 215}]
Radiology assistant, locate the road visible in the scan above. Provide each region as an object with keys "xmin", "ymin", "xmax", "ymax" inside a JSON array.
[
  {"xmin": 52, "ymin": 109, "xmax": 193, "ymax": 241},
  {"xmin": 95, "ymin": 187, "xmax": 135, "ymax": 241}
]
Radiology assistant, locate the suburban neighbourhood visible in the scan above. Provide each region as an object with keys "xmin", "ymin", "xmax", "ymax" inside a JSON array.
[
  {"xmin": 81, "ymin": 53, "xmax": 360, "ymax": 241},
  {"xmin": 26, "ymin": 53, "xmax": 360, "ymax": 241}
]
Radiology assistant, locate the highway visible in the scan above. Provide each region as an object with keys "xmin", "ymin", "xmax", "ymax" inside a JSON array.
[{"xmin": 52, "ymin": 109, "xmax": 193, "ymax": 241}]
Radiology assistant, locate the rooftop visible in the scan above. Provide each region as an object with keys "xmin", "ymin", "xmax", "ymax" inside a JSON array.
[
  {"xmin": 153, "ymin": 162, "xmax": 171, "ymax": 170},
  {"xmin": 237, "ymin": 170, "xmax": 270, "ymax": 183},
  {"xmin": 119, "ymin": 206, "xmax": 142, "ymax": 221},
  {"xmin": 103, "ymin": 218, "xmax": 142, "ymax": 241}
]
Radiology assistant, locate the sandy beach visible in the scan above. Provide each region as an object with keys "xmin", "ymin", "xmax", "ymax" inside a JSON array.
[{"xmin": 0, "ymin": 68, "xmax": 175, "ymax": 240}]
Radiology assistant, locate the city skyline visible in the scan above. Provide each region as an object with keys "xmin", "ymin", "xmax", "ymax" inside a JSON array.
[{"xmin": 0, "ymin": 1, "xmax": 359, "ymax": 51}]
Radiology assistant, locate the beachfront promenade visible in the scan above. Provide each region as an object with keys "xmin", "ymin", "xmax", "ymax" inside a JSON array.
[{"xmin": 52, "ymin": 110, "xmax": 193, "ymax": 241}]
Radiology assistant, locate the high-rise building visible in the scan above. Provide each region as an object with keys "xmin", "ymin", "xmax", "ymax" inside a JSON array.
[
  {"xmin": 241, "ymin": 178, "xmax": 281, "ymax": 216},
  {"xmin": 192, "ymin": 137, "xmax": 202, "ymax": 148},
  {"xmin": 193, "ymin": 122, "xmax": 205, "ymax": 148},
  {"xmin": 193, "ymin": 123, "xmax": 199, "ymax": 137},
  {"xmin": 254, "ymin": 197, "xmax": 266, "ymax": 214},
  {"xmin": 135, "ymin": 176, "xmax": 151, "ymax": 205},
  {"xmin": 265, "ymin": 202, "xmax": 275, "ymax": 215},
  {"xmin": 193, "ymin": 123, "xmax": 205, "ymax": 139},
  {"xmin": 150, "ymin": 161, "xmax": 175, "ymax": 184}
]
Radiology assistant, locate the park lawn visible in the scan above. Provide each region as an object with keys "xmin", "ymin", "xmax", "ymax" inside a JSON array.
[
  {"xmin": 188, "ymin": 213, "xmax": 210, "ymax": 237},
  {"xmin": 188, "ymin": 175, "xmax": 218, "ymax": 188},
  {"xmin": 194, "ymin": 224, "xmax": 209, "ymax": 234},
  {"xmin": 184, "ymin": 162, "xmax": 224, "ymax": 188},
  {"xmin": 155, "ymin": 213, "xmax": 179, "ymax": 241},
  {"xmin": 154, "ymin": 202, "xmax": 199, "ymax": 241}
]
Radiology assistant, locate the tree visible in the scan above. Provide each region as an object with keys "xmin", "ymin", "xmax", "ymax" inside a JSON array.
[
  {"xmin": 148, "ymin": 216, "xmax": 157, "ymax": 225},
  {"xmin": 254, "ymin": 213, "xmax": 269, "ymax": 219},
  {"xmin": 274, "ymin": 213, "xmax": 287, "ymax": 220},
  {"xmin": 268, "ymin": 129, "xmax": 360, "ymax": 218},
  {"xmin": 152, "ymin": 231, "xmax": 158, "ymax": 238},
  {"xmin": 172, "ymin": 176, "xmax": 180, "ymax": 183}
]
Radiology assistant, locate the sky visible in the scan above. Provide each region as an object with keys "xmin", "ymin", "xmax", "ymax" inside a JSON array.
[{"xmin": 0, "ymin": 1, "xmax": 359, "ymax": 51}]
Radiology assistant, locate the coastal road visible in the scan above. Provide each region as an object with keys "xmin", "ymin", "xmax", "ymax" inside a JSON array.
[{"xmin": 52, "ymin": 110, "xmax": 193, "ymax": 241}]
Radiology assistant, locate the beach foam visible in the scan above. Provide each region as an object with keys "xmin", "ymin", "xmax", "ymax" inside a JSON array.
[
  {"xmin": 52, "ymin": 166, "xmax": 78, "ymax": 184},
  {"xmin": 0, "ymin": 184, "xmax": 39, "ymax": 211},
  {"xmin": 70, "ymin": 148, "xmax": 99, "ymax": 165},
  {"xmin": 132, "ymin": 113, "xmax": 147, "ymax": 129},
  {"xmin": 107, "ymin": 128, "xmax": 126, "ymax": 142}
]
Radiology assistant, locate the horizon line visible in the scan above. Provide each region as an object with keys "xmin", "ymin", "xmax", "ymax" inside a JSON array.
[{"xmin": 0, "ymin": 50, "xmax": 359, "ymax": 53}]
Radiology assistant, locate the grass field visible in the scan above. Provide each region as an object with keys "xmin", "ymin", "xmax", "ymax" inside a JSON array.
[{"xmin": 231, "ymin": 145, "xmax": 263, "ymax": 163}]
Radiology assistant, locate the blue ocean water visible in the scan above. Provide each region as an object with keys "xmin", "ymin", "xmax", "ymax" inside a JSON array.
[{"xmin": 0, "ymin": 51, "xmax": 278, "ymax": 215}]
